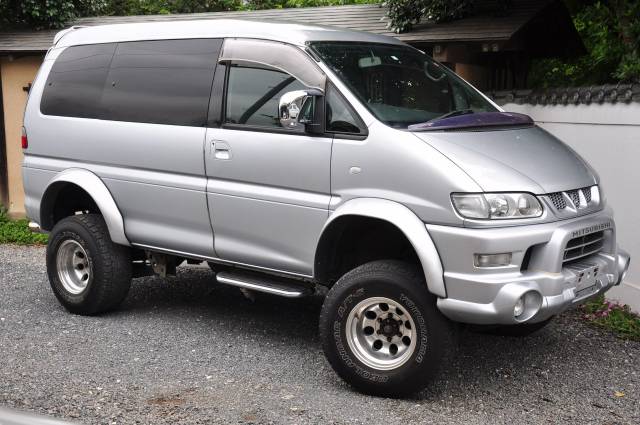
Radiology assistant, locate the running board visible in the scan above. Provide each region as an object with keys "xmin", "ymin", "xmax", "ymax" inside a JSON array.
[{"xmin": 215, "ymin": 271, "xmax": 313, "ymax": 298}]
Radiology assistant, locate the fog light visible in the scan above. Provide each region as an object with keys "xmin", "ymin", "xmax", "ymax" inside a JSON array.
[
  {"xmin": 513, "ymin": 291, "xmax": 543, "ymax": 322},
  {"xmin": 514, "ymin": 297, "xmax": 525, "ymax": 317},
  {"xmin": 474, "ymin": 253, "xmax": 512, "ymax": 268}
]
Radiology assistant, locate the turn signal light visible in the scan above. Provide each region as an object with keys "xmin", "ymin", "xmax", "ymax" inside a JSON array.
[
  {"xmin": 21, "ymin": 127, "xmax": 28, "ymax": 149},
  {"xmin": 474, "ymin": 253, "xmax": 512, "ymax": 268}
]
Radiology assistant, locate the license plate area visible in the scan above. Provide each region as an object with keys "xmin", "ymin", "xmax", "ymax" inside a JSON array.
[{"xmin": 564, "ymin": 261, "xmax": 601, "ymax": 300}]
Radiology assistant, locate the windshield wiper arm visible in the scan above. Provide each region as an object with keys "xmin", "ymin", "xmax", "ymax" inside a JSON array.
[{"xmin": 427, "ymin": 108, "xmax": 475, "ymax": 123}]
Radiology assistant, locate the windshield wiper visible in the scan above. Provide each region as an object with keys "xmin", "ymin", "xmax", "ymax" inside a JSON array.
[
  {"xmin": 408, "ymin": 111, "xmax": 534, "ymax": 132},
  {"xmin": 426, "ymin": 109, "xmax": 475, "ymax": 123}
]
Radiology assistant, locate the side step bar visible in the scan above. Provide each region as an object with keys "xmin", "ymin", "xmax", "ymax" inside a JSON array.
[{"xmin": 216, "ymin": 271, "xmax": 313, "ymax": 298}]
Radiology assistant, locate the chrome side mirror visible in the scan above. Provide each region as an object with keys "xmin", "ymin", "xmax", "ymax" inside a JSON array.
[{"xmin": 279, "ymin": 89, "xmax": 323, "ymax": 132}]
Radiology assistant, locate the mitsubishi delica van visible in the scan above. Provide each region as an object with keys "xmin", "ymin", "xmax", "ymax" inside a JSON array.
[{"xmin": 22, "ymin": 19, "xmax": 630, "ymax": 396}]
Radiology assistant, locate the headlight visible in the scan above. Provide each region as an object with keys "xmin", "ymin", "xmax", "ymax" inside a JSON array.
[{"xmin": 451, "ymin": 193, "xmax": 543, "ymax": 219}]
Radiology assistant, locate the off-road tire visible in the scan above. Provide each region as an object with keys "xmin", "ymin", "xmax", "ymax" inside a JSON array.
[
  {"xmin": 46, "ymin": 214, "xmax": 132, "ymax": 315},
  {"xmin": 319, "ymin": 260, "xmax": 454, "ymax": 397}
]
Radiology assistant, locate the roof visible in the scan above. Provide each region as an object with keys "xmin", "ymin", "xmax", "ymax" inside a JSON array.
[
  {"xmin": 53, "ymin": 19, "xmax": 403, "ymax": 50},
  {"xmin": 0, "ymin": 1, "xmax": 560, "ymax": 53}
]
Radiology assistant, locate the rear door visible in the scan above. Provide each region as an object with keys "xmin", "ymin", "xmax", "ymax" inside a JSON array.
[
  {"xmin": 92, "ymin": 39, "xmax": 222, "ymax": 256},
  {"xmin": 35, "ymin": 39, "xmax": 223, "ymax": 257},
  {"xmin": 204, "ymin": 39, "xmax": 332, "ymax": 276}
]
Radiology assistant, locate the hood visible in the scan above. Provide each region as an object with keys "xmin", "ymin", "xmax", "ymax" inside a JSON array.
[{"xmin": 412, "ymin": 126, "xmax": 598, "ymax": 194}]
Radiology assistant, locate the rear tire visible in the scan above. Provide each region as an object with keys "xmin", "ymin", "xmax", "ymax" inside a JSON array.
[
  {"xmin": 319, "ymin": 260, "xmax": 454, "ymax": 397},
  {"xmin": 46, "ymin": 214, "xmax": 132, "ymax": 315}
]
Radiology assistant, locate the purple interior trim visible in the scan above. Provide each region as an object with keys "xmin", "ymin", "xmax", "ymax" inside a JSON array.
[{"xmin": 408, "ymin": 111, "xmax": 534, "ymax": 131}]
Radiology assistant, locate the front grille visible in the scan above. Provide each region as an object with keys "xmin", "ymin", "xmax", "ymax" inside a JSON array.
[
  {"xmin": 568, "ymin": 189, "xmax": 581, "ymax": 207},
  {"xmin": 563, "ymin": 231, "xmax": 604, "ymax": 263},
  {"xmin": 548, "ymin": 186, "xmax": 594, "ymax": 211},
  {"xmin": 549, "ymin": 192, "xmax": 566, "ymax": 209}
]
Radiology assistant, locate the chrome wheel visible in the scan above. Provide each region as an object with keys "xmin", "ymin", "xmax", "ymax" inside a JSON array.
[
  {"xmin": 56, "ymin": 239, "xmax": 91, "ymax": 295},
  {"xmin": 345, "ymin": 296, "xmax": 417, "ymax": 371}
]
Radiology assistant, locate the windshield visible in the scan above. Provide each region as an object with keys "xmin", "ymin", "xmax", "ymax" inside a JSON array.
[{"xmin": 311, "ymin": 42, "xmax": 498, "ymax": 129}]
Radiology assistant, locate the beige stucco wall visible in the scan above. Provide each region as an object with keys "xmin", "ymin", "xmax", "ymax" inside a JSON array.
[{"xmin": 1, "ymin": 55, "xmax": 43, "ymax": 217}]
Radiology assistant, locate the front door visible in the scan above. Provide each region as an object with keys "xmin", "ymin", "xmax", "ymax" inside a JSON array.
[{"xmin": 204, "ymin": 40, "xmax": 332, "ymax": 276}]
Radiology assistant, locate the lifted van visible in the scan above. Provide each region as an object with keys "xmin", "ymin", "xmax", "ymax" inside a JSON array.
[{"xmin": 23, "ymin": 20, "xmax": 630, "ymax": 396}]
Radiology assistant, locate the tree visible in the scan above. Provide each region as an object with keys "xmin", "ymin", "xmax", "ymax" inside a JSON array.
[
  {"xmin": 0, "ymin": 1, "xmax": 105, "ymax": 30},
  {"xmin": 383, "ymin": 0, "xmax": 513, "ymax": 33},
  {"xmin": 384, "ymin": 0, "xmax": 473, "ymax": 33},
  {"xmin": 530, "ymin": 0, "xmax": 640, "ymax": 86},
  {"xmin": 103, "ymin": 0, "xmax": 242, "ymax": 15},
  {"xmin": 0, "ymin": 0, "xmax": 370, "ymax": 28}
]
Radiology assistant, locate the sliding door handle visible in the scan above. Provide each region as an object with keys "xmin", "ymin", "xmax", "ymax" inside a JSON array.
[{"xmin": 212, "ymin": 140, "xmax": 232, "ymax": 160}]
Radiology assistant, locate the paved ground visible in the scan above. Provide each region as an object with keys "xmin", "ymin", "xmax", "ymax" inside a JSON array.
[{"xmin": 1, "ymin": 244, "xmax": 639, "ymax": 425}]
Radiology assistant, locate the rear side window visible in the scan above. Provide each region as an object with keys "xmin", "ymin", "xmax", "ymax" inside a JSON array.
[
  {"xmin": 100, "ymin": 39, "xmax": 221, "ymax": 126},
  {"xmin": 40, "ymin": 39, "xmax": 221, "ymax": 127},
  {"xmin": 41, "ymin": 43, "xmax": 116, "ymax": 118}
]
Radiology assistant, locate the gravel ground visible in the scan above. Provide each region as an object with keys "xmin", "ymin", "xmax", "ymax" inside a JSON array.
[{"xmin": 1, "ymin": 244, "xmax": 639, "ymax": 425}]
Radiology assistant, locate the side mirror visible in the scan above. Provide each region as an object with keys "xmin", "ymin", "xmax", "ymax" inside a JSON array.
[{"xmin": 279, "ymin": 89, "xmax": 324, "ymax": 133}]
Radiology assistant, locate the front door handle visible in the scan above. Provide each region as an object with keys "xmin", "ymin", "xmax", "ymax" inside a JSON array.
[{"xmin": 212, "ymin": 140, "xmax": 232, "ymax": 160}]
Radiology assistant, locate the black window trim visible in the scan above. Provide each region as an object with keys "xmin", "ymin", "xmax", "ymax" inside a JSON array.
[
  {"xmin": 207, "ymin": 57, "xmax": 227, "ymax": 128},
  {"xmin": 324, "ymin": 82, "xmax": 368, "ymax": 140}
]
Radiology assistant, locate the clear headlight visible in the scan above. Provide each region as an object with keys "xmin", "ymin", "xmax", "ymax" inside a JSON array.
[{"xmin": 451, "ymin": 193, "xmax": 543, "ymax": 219}]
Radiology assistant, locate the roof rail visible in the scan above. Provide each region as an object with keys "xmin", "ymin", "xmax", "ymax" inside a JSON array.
[{"xmin": 53, "ymin": 26, "xmax": 87, "ymax": 46}]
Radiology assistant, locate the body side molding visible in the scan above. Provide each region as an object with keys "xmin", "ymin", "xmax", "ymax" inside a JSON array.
[
  {"xmin": 40, "ymin": 168, "xmax": 129, "ymax": 246},
  {"xmin": 316, "ymin": 198, "xmax": 446, "ymax": 297}
]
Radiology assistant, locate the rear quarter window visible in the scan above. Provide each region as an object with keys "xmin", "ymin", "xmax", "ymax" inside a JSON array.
[
  {"xmin": 40, "ymin": 39, "xmax": 222, "ymax": 127},
  {"xmin": 41, "ymin": 43, "xmax": 116, "ymax": 119}
]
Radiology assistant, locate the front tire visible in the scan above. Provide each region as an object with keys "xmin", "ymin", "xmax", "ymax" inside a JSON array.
[
  {"xmin": 319, "ymin": 260, "xmax": 454, "ymax": 397},
  {"xmin": 46, "ymin": 214, "xmax": 132, "ymax": 315}
]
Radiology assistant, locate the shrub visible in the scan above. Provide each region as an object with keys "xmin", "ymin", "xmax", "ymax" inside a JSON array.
[
  {"xmin": 0, "ymin": 206, "xmax": 48, "ymax": 245},
  {"xmin": 582, "ymin": 295, "xmax": 640, "ymax": 341}
]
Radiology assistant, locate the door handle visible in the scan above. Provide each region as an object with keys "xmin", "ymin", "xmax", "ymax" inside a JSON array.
[{"xmin": 212, "ymin": 140, "xmax": 232, "ymax": 160}]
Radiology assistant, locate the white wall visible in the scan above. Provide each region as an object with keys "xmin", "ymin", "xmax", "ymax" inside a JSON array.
[{"xmin": 503, "ymin": 102, "xmax": 640, "ymax": 312}]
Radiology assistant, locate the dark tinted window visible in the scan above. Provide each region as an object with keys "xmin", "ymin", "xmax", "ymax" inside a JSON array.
[
  {"xmin": 326, "ymin": 85, "xmax": 362, "ymax": 134},
  {"xmin": 41, "ymin": 43, "xmax": 116, "ymax": 118},
  {"xmin": 100, "ymin": 39, "xmax": 221, "ymax": 126},
  {"xmin": 225, "ymin": 63, "xmax": 307, "ymax": 128}
]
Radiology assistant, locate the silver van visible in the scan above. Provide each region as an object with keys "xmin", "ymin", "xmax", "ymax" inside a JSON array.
[{"xmin": 22, "ymin": 19, "xmax": 630, "ymax": 396}]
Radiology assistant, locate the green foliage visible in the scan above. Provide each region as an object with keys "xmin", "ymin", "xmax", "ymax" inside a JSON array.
[
  {"xmin": 384, "ymin": 0, "xmax": 473, "ymax": 33},
  {"xmin": 0, "ymin": 0, "xmax": 372, "ymax": 27},
  {"xmin": 0, "ymin": 0, "xmax": 374, "ymax": 28},
  {"xmin": 0, "ymin": 1, "xmax": 105, "ymax": 30},
  {"xmin": 582, "ymin": 295, "xmax": 640, "ymax": 341},
  {"xmin": 103, "ymin": 0, "xmax": 242, "ymax": 15},
  {"xmin": 0, "ymin": 207, "xmax": 48, "ymax": 245},
  {"xmin": 102, "ymin": 0, "xmax": 372, "ymax": 16},
  {"xmin": 242, "ymin": 0, "xmax": 371, "ymax": 11},
  {"xmin": 530, "ymin": 1, "xmax": 640, "ymax": 87}
]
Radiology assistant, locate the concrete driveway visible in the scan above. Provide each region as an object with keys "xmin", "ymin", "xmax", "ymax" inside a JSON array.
[{"xmin": 1, "ymin": 244, "xmax": 638, "ymax": 424}]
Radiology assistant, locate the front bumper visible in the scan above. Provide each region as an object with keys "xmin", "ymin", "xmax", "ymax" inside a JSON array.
[{"xmin": 428, "ymin": 207, "xmax": 630, "ymax": 325}]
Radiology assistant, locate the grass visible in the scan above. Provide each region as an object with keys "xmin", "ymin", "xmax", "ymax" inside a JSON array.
[
  {"xmin": 581, "ymin": 295, "xmax": 640, "ymax": 341},
  {"xmin": 0, "ymin": 205, "xmax": 48, "ymax": 245}
]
